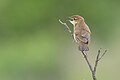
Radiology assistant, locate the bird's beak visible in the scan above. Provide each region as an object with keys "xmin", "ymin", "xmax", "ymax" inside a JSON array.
[
  {"xmin": 66, "ymin": 17, "xmax": 72, "ymax": 22},
  {"xmin": 67, "ymin": 17, "xmax": 77, "ymax": 25}
]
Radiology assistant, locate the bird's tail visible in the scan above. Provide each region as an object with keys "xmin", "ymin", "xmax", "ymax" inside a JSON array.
[{"xmin": 78, "ymin": 43, "xmax": 89, "ymax": 52}]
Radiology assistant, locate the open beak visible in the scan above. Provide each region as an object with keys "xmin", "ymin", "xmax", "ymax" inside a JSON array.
[
  {"xmin": 67, "ymin": 17, "xmax": 77, "ymax": 25},
  {"xmin": 66, "ymin": 17, "xmax": 73, "ymax": 22}
]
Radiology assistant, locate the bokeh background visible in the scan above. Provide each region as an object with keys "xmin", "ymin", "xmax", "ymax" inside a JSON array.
[{"xmin": 0, "ymin": 0, "xmax": 120, "ymax": 80}]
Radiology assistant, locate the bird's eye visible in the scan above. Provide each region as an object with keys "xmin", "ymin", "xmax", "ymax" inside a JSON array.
[
  {"xmin": 70, "ymin": 18, "xmax": 73, "ymax": 21},
  {"xmin": 74, "ymin": 18, "xmax": 77, "ymax": 20}
]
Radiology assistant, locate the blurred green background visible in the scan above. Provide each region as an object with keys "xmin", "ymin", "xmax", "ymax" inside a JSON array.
[{"xmin": 0, "ymin": 0, "xmax": 120, "ymax": 80}]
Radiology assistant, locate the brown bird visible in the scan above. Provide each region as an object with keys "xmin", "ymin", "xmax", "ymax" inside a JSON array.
[{"xmin": 69, "ymin": 15, "xmax": 91, "ymax": 52}]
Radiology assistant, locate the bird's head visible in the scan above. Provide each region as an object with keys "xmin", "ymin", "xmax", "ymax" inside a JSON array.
[{"xmin": 69, "ymin": 15, "xmax": 84, "ymax": 26}]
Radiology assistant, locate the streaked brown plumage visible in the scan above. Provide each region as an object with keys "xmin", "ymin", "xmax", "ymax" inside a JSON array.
[{"xmin": 69, "ymin": 15, "xmax": 91, "ymax": 52}]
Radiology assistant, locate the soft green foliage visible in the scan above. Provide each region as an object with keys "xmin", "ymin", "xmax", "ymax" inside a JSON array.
[{"xmin": 0, "ymin": 0, "xmax": 120, "ymax": 80}]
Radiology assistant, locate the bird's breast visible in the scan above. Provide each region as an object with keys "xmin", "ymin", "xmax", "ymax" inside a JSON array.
[
  {"xmin": 73, "ymin": 26, "xmax": 81, "ymax": 42},
  {"xmin": 74, "ymin": 26, "xmax": 81, "ymax": 35}
]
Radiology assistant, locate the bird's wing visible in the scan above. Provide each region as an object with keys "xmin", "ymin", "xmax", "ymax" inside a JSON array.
[
  {"xmin": 83, "ymin": 24, "xmax": 91, "ymax": 34},
  {"xmin": 76, "ymin": 29, "xmax": 90, "ymax": 44}
]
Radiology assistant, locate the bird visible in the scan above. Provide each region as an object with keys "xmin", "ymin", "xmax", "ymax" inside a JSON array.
[{"xmin": 69, "ymin": 15, "xmax": 91, "ymax": 52}]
